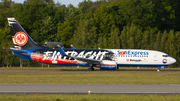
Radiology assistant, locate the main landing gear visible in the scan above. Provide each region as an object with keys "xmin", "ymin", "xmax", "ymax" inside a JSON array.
[{"xmin": 88, "ymin": 65, "xmax": 94, "ymax": 71}]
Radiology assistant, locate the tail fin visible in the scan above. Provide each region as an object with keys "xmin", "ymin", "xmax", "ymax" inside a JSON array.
[{"xmin": 7, "ymin": 18, "xmax": 45, "ymax": 49}]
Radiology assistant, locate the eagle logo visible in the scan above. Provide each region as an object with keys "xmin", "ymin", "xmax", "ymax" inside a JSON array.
[{"xmin": 14, "ymin": 32, "xmax": 28, "ymax": 46}]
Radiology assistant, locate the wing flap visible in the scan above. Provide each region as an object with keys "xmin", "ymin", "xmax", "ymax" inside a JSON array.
[{"xmin": 71, "ymin": 56, "xmax": 101, "ymax": 64}]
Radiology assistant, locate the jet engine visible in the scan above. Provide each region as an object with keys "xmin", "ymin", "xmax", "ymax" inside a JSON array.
[{"xmin": 100, "ymin": 61, "xmax": 117, "ymax": 70}]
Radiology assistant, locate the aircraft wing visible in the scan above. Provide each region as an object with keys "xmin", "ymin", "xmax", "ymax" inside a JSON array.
[
  {"xmin": 57, "ymin": 45, "xmax": 101, "ymax": 65},
  {"xmin": 71, "ymin": 56, "xmax": 101, "ymax": 64}
]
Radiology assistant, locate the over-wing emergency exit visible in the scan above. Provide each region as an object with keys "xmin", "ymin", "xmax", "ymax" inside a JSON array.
[{"xmin": 6, "ymin": 18, "xmax": 176, "ymax": 71}]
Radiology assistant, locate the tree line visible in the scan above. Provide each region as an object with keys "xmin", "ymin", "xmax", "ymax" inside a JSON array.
[{"xmin": 0, "ymin": 0, "xmax": 180, "ymax": 67}]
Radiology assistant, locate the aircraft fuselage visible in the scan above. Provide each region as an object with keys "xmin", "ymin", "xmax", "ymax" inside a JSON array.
[{"xmin": 14, "ymin": 48, "xmax": 176, "ymax": 68}]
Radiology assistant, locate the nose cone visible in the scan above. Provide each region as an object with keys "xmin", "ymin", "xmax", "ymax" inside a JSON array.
[{"xmin": 170, "ymin": 57, "xmax": 176, "ymax": 64}]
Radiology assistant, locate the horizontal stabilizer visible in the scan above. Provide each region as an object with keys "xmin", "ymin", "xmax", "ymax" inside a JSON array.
[{"xmin": 3, "ymin": 47, "xmax": 27, "ymax": 53}]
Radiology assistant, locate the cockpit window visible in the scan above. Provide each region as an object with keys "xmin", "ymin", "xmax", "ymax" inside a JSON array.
[{"xmin": 163, "ymin": 55, "xmax": 169, "ymax": 57}]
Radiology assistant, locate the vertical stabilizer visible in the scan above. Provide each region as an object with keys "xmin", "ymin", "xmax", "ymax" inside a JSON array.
[{"xmin": 7, "ymin": 18, "xmax": 45, "ymax": 49}]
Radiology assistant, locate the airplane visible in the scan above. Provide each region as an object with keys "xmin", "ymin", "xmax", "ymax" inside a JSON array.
[{"xmin": 6, "ymin": 18, "xmax": 176, "ymax": 71}]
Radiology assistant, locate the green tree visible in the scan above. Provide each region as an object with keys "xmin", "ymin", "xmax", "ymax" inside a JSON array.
[
  {"xmin": 93, "ymin": 4, "xmax": 115, "ymax": 39},
  {"xmin": 155, "ymin": 31, "xmax": 161, "ymax": 51},
  {"xmin": 0, "ymin": 0, "xmax": 14, "ymax": 28},
  {"xmin": 54, "ymin": 4, "xmax": 66, "ymax": 24},
  {"xmin": 108, "ymin": 25, "xmax": 120, "ymax": 49},
  {"xmin": 141, "ymin": 30, "xmax": 150, "ymax": 49},
  {"xmin": 120, "ymin": 23, "xmax": 140, "ymax": 49},
  {"xmin": 56, "ymin": 20, "xmax": 77, "ymax": 47},
  {"xmin": 73, "ymin": 19, "xmax": 96, "ymax": 48},
  {"xmin": 168, "ymin": 30, "xmax": 175, "ymax": 57},
  {"xmin": 39, "ymin": 16, "xmax": 56, "ymax": 44},
  {"xmin": 120, "ymin": 27, "xmax": 127, "ymax": 49},
  {"xmin": 0, "ymin": 26, "xmax": 12, "ymax": 67},
  {"xmin": 149, "ymin": 29, "xmax": 155, "ymax": 50},
  {"xmin": 13, "ymin": 0, "xmax": 55, "ymax": 43},
  {"xmin": 174, "ymin": 31, "xmax": 180, "ymax": 67},
  {"xmin": 97, "ymin": 36, "xmax": 106, "ymax": 49},
  {"xmin": 160, "ymin": 30, "xmax": 168, "ymax": 51}
]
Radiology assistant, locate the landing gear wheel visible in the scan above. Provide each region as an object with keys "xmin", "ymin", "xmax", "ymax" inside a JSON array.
[
  {"xmin": 88, "ymin": 67, "xmax": 94, "ymax": 71},
  {"xmin": 88, "ymin": 65, "xmax": 94, "ymax": 71},
  {"xmin": 88, "ymin": 68, "xmax": 91, "ymax": 71},
  {"xmin": 91, "ymin": 67, "xmax": 94, "ymax": 71}
]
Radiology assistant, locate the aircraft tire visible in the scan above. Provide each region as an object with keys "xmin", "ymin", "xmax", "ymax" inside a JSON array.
[
  {"xmin": 91, "ymin": 67, "xmax": 94, "ymax": 71},
  {"xmin": 88, "ymin": 68, "xmax": 92, "ymax": 71}
]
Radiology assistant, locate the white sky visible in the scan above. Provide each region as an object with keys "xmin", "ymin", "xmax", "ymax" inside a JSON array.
[{"xmin": 11, "ymin": 0, "xmax": 97, "ymax": 7}]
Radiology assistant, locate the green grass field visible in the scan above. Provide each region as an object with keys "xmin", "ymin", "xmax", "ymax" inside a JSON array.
[
  {"xmin": 0, "ymin": 94, "xmax": 180, "ymax": 101},
  {"xmin": 0, "ymin": 67, "xmax": 179, "ymax": 84},
  {"xmin": 0, "ymin": 67, "xmax": 180, "ymax": 101}
]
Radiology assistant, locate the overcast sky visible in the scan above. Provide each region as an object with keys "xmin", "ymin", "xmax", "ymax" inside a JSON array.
[{"xmin": 11, "ymin": 0, "xmax": 96, "ymax": 7}]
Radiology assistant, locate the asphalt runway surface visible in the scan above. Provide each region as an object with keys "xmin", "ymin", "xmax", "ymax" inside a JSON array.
[{"xmin": 0, "ymin": 84, "xmax": 180, "ymax": 95}]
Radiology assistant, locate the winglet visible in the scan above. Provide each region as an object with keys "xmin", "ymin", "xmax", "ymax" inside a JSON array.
[
  {"xmin": 57, "ymin": 44, "xmax": 67, "ymax": 56},
  {"xmin": 71, "ymin": 44, "xmax": 75, "ymax": 49}
]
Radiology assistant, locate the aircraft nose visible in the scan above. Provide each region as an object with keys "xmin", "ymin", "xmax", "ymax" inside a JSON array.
[{"xmin": 170, "ymin": 57, "xmax": 176, "ymax": 64}]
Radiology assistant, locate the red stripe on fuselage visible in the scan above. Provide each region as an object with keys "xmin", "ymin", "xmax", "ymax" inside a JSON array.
[{"xmin": 31, "ymin": 54, "xmax": 78, "ymax": 64}]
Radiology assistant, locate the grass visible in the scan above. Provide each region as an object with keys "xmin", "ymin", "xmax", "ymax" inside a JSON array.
[
  {"xmin": 0, "ymin": 94, "xmax": 180, "ymax": 101},
  {"xmin": 0, "ymin": 67, "xmax": 180, "ymax": 100},
  {"xmin": 0, "ymin": 68, "xmax": 179, "ymax": 84}
]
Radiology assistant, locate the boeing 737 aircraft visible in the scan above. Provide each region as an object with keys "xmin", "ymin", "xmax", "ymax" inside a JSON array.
[{"xmin": 6, "ymin": 18, "xmax": 176, "ymax": 71}]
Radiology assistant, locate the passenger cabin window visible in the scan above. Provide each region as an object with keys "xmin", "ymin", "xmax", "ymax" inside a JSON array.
[{"xmin": 162, "ymin": 55, "xmax": 169, "ymax": 57}]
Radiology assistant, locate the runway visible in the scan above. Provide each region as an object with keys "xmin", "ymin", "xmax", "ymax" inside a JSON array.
[{"xmin": 0, "ymin": 84, "xmax": 180, "ymax": 94}]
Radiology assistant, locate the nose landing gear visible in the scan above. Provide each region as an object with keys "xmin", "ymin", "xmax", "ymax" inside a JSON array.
[{"xmin": 157, "ymin": 66, "xmax": 166, "ymax": 72}]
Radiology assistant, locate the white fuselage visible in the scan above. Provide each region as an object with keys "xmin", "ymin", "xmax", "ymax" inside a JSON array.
[{"xmin": 105, "ymin": 49, "xmax": 176, "ymax": 67}]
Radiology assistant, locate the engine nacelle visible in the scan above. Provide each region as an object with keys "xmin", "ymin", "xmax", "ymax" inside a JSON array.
[{"xmin": 100, "ymin": 61, "xmax": 117, "ymax": 70}]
